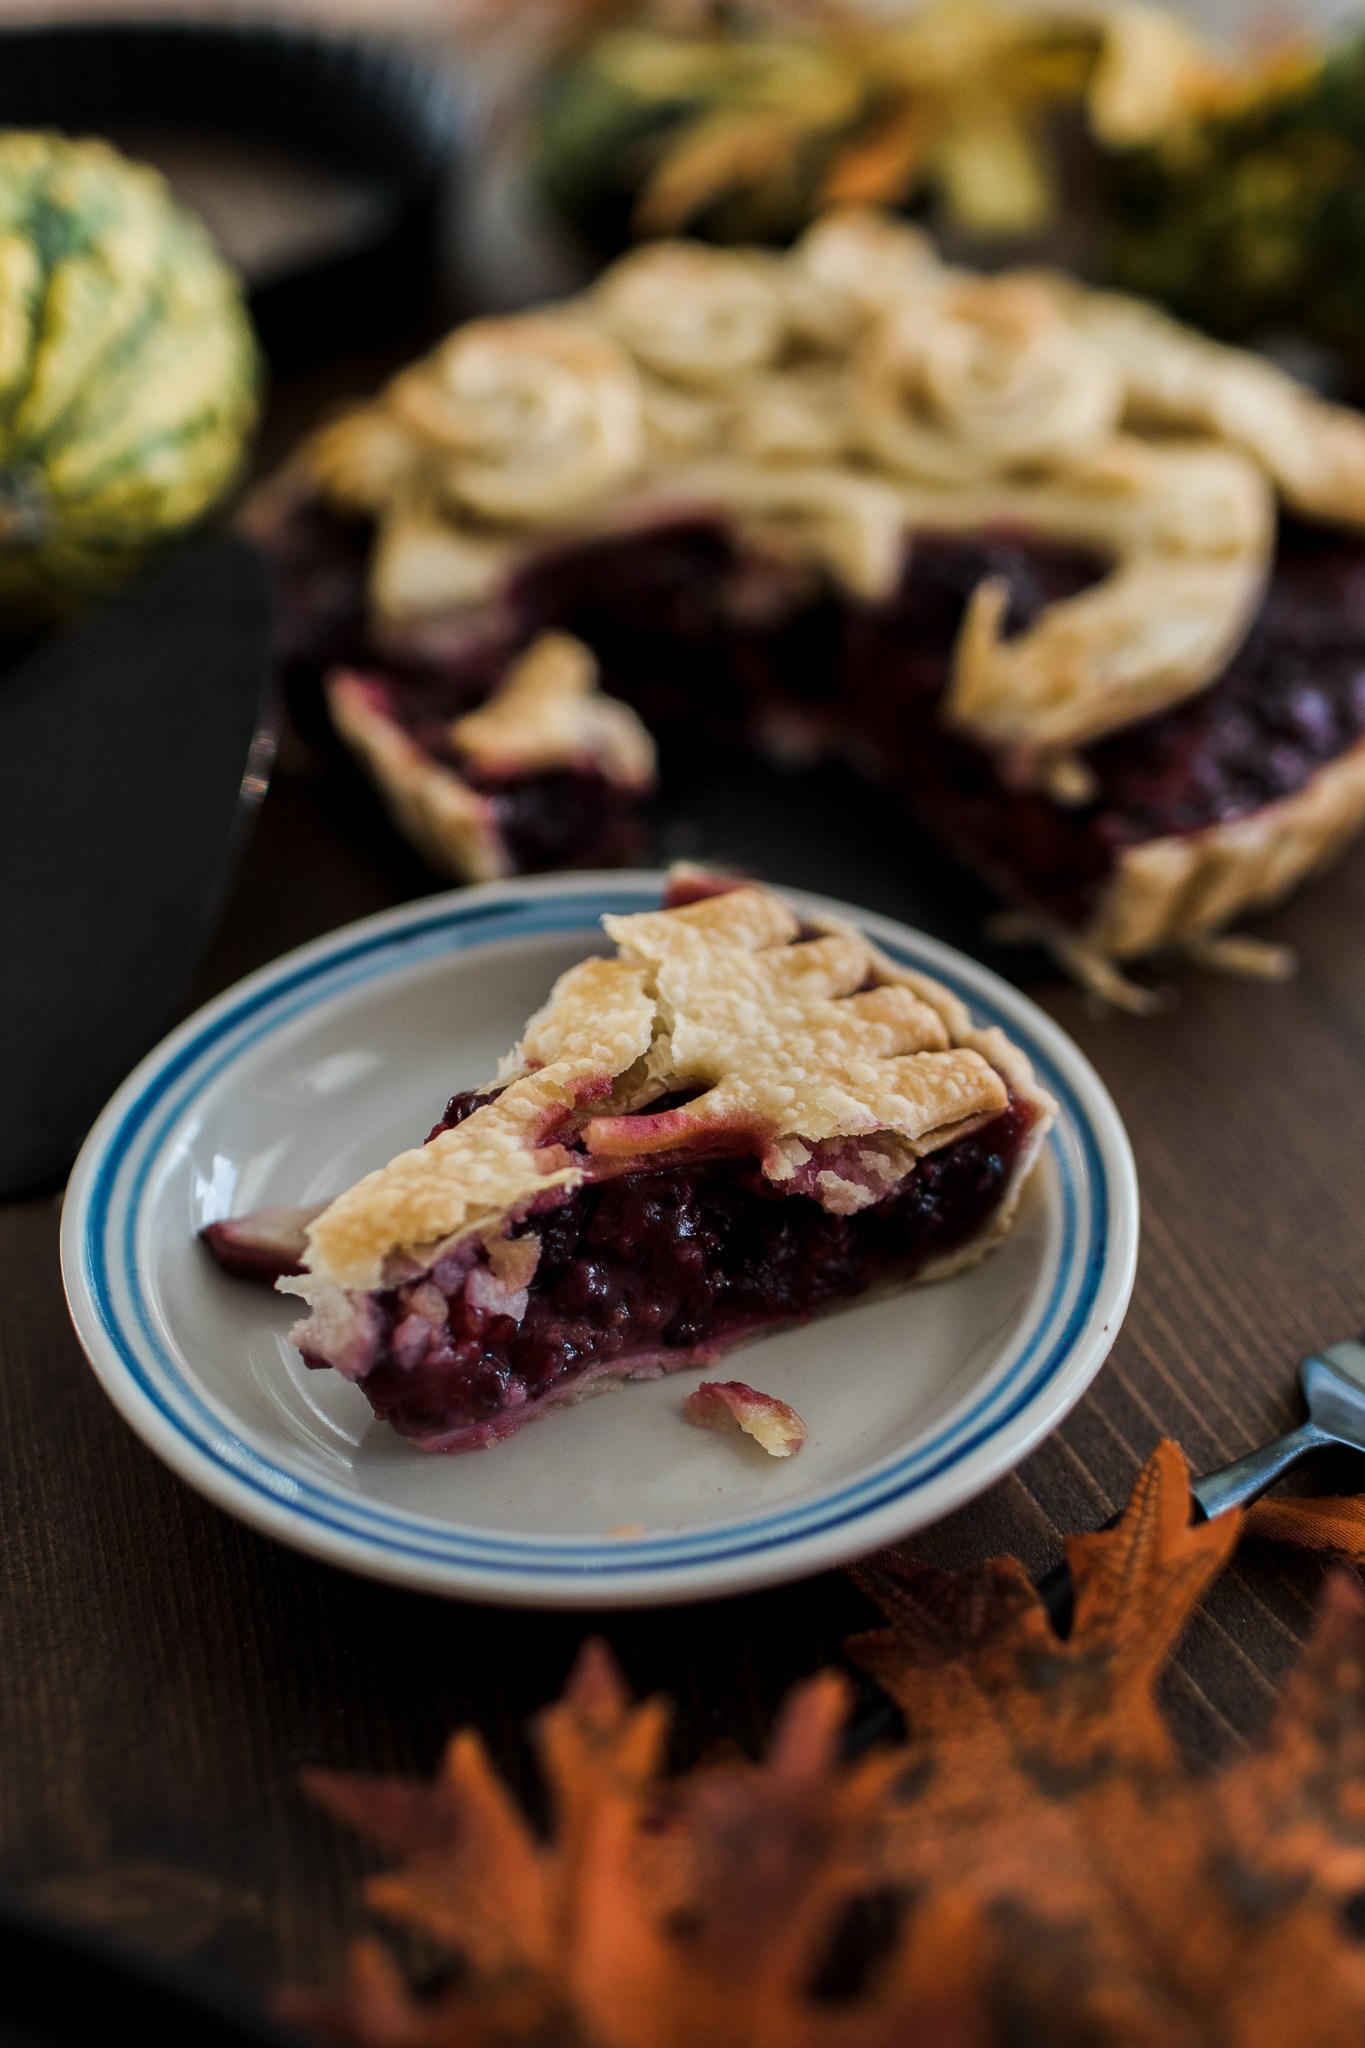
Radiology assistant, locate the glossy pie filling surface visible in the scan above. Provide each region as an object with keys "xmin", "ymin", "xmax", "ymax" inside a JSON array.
[
  {"xmin": 297, "ymin": 1089, "xmax": 1040, "ymax": 1450},
  {"xmin": 277, "ymin": 505, "xmax": 1365, "ymax": 931}
]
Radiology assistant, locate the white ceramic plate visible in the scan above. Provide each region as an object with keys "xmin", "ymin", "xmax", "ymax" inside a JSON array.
[{"xmin": 61, "ymin": 873, "xmax": 1137, "ymax": 1608}]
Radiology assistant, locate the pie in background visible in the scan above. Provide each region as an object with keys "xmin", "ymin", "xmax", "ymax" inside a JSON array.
[{"xmin": 250, "ymin": 210, "xmax": 1365, "ymax": 1009}]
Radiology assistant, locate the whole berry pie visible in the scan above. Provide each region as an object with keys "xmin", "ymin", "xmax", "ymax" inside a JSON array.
[
  {"xmin": 206, "ymin": 877, "xmax": 1053, "ymax": 1451},
  {"xmin": 253, "ymin": 210, "xmax": 1365, "ymax": 1008}
]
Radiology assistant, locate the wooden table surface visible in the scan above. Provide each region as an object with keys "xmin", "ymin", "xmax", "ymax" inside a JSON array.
[{"xmin": 6, "ymin": 368, "xmax": 1365, "ymax": 2021}]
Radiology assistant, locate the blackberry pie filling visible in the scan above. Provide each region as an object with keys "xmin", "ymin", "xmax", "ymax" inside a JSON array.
[
  {"xmin": 278, "ymin": 507, "xmax": 1365, "ymax": 944},
  {"xmin": 305, "ymin": 1087, "xmax": 1038, "ymax": 1449},
  {"xmin": 204, "ymin": 879, "xmax": 1053, "ymax": 1452}
]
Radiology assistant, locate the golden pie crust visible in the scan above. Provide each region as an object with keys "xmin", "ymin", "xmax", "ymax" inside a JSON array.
[
  {"xmin": 325, "ymin": 670, "xmax": 507, "ymax": 882},
  {"xmin": 449, "ymin": 631, "xmax": 655, "ymax": 787},
  {"xmin": 282, "ymin": 880, "xmax": 1054, "ymax": 1296},
  {"xmin": 1046, "ymin": 737, "xmax": 1365, "ymax": 1010}
]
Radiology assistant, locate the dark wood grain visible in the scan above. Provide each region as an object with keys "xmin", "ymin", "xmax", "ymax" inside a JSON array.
[{"xmin": 7, "ymin": 479, "xmax": 1365, "ymax": 2013}]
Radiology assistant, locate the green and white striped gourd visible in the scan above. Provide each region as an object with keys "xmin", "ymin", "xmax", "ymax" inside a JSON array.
[{"xmin": 0, "ymin": 130, "xmax": 259, "ymax": 628}]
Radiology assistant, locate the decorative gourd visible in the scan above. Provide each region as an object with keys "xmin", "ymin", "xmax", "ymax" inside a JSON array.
[{"xmin": 0, "ymin": 131, "xmax": 259, "ymax": 629}]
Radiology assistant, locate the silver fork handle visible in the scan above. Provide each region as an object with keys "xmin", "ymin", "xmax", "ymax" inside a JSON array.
[{"xmin": 1190, "ymin": 1420, "xmax": 1336, "ymax": 1519}]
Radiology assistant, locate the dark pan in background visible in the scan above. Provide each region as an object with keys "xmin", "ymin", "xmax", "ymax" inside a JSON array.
[
  {"xmin": 0, "ymin": 18, "xmax": 461, "ymax": 370},
  {"xmin": 0, "ymin": 531, "xmax": 275, "ymax": 1199},
  {"xmin": 0, "ymin": 23, "xmax": 464, "ymax": 1196}
]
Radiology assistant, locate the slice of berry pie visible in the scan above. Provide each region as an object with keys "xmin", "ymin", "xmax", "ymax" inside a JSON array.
[{"xmin": 257, "ymin": 877, "xmax": 1052, "ymax": 1451}]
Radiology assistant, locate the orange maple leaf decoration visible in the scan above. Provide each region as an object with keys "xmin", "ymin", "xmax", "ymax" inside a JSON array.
[
  {"xmin": 1246, "ymin": 1489, "xmax": 1365, "ymax": 1559},
  {"xmin": 280, "ymin": 1443, "xmax": 1365, "ymax": 2048},
  {"xmin": 850, "ymin": 1440, "xmax": 1365, "ymax": 2047},
  {"xmin": 279, "ymin": 1648, "xmax": 980, "ymax": 2048}
]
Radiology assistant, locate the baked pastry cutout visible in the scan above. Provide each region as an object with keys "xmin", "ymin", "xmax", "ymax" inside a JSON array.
[
  {"xmin": 208, "ymin": 877, "xmax": 1053, "ymax": 1451},
  {"xmin": 259, "ymin": 210, "xmax": 1365, "ymax": 1008}
]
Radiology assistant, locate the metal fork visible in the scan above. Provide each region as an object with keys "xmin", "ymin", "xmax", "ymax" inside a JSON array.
[{"xmin": 842, "ymin": 1334, "xmax": 1365, "ymax": 1751}]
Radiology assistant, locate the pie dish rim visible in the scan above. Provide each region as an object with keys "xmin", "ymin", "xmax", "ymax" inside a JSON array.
[{"xmin": 59, "ymin": 871, "xmax": 1138, "ymax": 1609}]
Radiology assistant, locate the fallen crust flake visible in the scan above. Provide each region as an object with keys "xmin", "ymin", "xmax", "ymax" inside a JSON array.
[
  {"xmin": 200, "ymin": 1202, "xmax": 327, "ymax": 1280},
  {"xmin": 684, "ymin": 1379, "xmax": 809, "ymax": 1458}
]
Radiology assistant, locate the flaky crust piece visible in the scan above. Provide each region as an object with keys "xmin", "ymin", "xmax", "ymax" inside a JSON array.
[{"xmin": 284, "ymin": 883, "xmax": 1050, "ymax": 1294}]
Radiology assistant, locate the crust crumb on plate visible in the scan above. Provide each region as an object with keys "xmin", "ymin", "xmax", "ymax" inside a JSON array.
[{"xmin": 684, "ymin": 1380, "xmax": 808, "ymax": 1458}]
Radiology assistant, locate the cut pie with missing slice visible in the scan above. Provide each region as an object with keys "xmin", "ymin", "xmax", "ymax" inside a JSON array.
[
  {"xmin": 252, "ymin": 209, "xmax": 1365, "ymax": 1006},
  {"xmin": 255, "ymin": 876, "xmax": 1053, "ymax": 1451}
]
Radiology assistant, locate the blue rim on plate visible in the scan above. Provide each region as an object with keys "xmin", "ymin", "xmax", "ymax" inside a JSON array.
[{"xmin": 61, "ymin": 874, "xmax": 1138, "ymax": 1607}]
